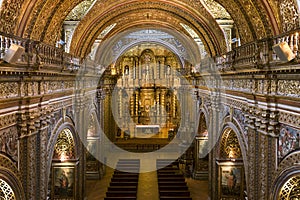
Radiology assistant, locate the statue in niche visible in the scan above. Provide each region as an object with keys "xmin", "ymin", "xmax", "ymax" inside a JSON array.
[
  {"xmin": 144, "ymin": 54, "xmax": 151, "ymax": 63},
  {"xmin": 166, "ymin": 65, "xmax": 171, "ymax": 75},
  {"xmin": 166, "ymin": 102, "xmax": 170, "ymax": 113},
  {"xmin": 124, "ymin": 65, "xmax": 129, "ymax": 75}
]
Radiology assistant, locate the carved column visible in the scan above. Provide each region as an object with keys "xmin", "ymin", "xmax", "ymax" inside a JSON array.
[
  {"xmin": 18, "ymin": 107, "xmax": 39, "ymax": 200},
  {"xmin": 160, "ymin": 89, "xmax": 165, "ymax": 126},
  {"xmin": 244, "ymin": 108, "xmax": 258, "ymax": 200},
  {"xmin": 256, "ymin": 109, "xmax": 279, "ymax": 199},
  {"xmin": 38, "ymin": 108, "xmax": 51, "ymax": 200}
]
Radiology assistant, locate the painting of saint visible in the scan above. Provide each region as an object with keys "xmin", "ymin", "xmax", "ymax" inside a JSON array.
[
  {"xmin": 53, "ymin": 167, "xmax": 74, "ymax": 198},
  {"xmin": 220, "ymin": 165, "xmax": 243, "ymax": 198}
]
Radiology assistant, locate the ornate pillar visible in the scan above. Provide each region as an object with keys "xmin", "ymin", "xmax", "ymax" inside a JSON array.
[
  {"xmin": 18, "ymin": 107, "xmax": 39, "ymax": 199},
  {"xmin": 245, "ymin": 107, "xmax": 259, "ymax": 200}
]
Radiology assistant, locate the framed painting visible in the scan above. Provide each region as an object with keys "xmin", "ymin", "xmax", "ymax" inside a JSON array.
[
  {"xmin": 52, "ymin": 163, "xmax": 77, "ymax": 199},
  {"xmin": 218, "ymin": 161, "xmax": 244, "ymax": 199}
]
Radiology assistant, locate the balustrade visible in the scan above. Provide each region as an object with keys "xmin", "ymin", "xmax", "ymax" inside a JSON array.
[
  {"xmin": 215, "ymin": 28, "xmax": 300, "ymax": 71},
  {"xmin": 2, "ymin": 29, "xmax": 300, "ymax": 74},
  {"xmin": 0, "ymin": 31, "xmax": 83, "ymax": 72}
]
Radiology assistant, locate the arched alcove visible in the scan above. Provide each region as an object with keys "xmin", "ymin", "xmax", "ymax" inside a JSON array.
[
  {"xmin": 85, "ymin": 112, "xmax": 103, "ymax": 179},
  {"xmin": 0, "ymin": 155, "xmax": 25, "ymax": 200},
  {"xmin": 277, "ymin": 174, "xmax": 300, "ymax": 199},
  {"xmin": 49, "ymin": 125, "xmax": 80, "ymax": 199},
  {"xmin": 193, "ymin": 111, "xmax": 209, "ymax": 180},
  {"xmin": 216, "ymin": 127, "xmax": 247, "ymax": 199},
  {"xmin": 271, "ymin": 151, "xmax": 300, "ymax": 199},
  {"xmin": 0, "ymin": 178, "xmax": 16, "ymax": 200}
]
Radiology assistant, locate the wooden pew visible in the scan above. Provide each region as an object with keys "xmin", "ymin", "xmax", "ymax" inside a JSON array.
[
  {"xmin": 158, "ymin": 177, "xmax": 186, "ymax": 182},
  {"xmin": 104, "ymin": 197, "xmax": 136, "ymax": 200},
  {"xmin": 157, "ymin": 174, "xmax": 183, "ymax": 178},
  {"xmin": 118, "ymin": 159, "xmax": 140, "ymax": 163},
  {"xmin": 110, "ymin": 182, "xmax": 138, "ymax": 187},
  {"xmin": 159, "ymin": 190, "xmax": 190, "ymax": 196},
  {"xmin": 111, "ymin": 177, "xmax": 139, "ymax": 183},
  {"xmin": 158, "ymin": 182, "xmax": 187, "ymax": 187},
  {"xmin": 107, "ymin": 186, "xmax": 137, "ymax": 191},
  {"xmin": 114, "ymin": 167, "xmax": 140, "ymax": 172},
  {"xmin": 160, "ymin": 197, "xmax": 192, "ymax": 200},
  {"xmin": 159, "ymin": 185, "xmax": 189, "ymax": 191},
  {"xmin": 106, "ymin": 191, "xmax": 137, "ymax": 197},
  {"xmin": 112, "ymin": 174, "xmax": 139, "ymax": 179}
]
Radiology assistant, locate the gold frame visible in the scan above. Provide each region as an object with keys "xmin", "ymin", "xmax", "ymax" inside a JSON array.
[
  {"xmin": 217, "ymin": 161, "xmax": 244, "ymax": 199},
  {"xmin": 51, "ymin": 162, "xmax": 78, "ymax": 199}
]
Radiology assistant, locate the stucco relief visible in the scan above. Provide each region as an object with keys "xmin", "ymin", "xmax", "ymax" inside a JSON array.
[
  {"xmin": 43, "ymin": 0, "xmax": 82, "ymax": 45},
  {"xmin": 23, "ymin": 0, "xmax": 48, "ymax": 38},
  {"xmin": 239, "ymin": 0, "xmax": 267, "ymax": 39},
  {"xmin": 279, "ymin": 0, "xmax": 299, "ymax": 32},
  {"xmin": 29, "ymin": 0, "xmax": 61, "ymax": 41},
  {"xmin": 69, "ymin": 0, "xmax": 226, "ymax": 57},
  {"xmin": 0, "ymin": 0, "xmax": 24, "ymax": 34},
  {"xmin": 216, "ymin": 0, "xmax": 254, "ymax": 43},
  {"xmin": 0, "ymin": 126, "xmax": 18, "ymax": 163},
  {"xmin": 267, "ymin": 0, "xmax": 282, "ymax": 32},
  {"xmin": 0, "ymin": 82, "xmax": 19, "ymax": 99}
]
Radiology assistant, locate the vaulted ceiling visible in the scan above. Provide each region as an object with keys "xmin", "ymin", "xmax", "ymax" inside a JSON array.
[{"xmin": 0, "ymin": 0, "xmax": 299, "ymax": 58}]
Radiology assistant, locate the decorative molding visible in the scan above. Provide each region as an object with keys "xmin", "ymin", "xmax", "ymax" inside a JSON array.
[{"xmin": 279, "ymin": 0, "xmax": 299, "ymax": 32}]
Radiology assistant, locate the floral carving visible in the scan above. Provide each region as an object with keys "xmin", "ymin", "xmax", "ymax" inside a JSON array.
[
  {"xmin": 0, "ymin": 83, "xmax": 19, "ymax": 99},
  {"xmin": 0, "ymin": 126, "xmax": 18, "ymax": 163},
  {"xmin": 279, "ymin": 0, "xmax": 299, "ymax": 32}
]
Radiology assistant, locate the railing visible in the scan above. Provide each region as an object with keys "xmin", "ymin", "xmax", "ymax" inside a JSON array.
[
  {"xmin": 215, "ymin": 28, "xmax": 300, "ymax": 71},
  {"xmin": 0, "ymin": 31, "xmax": 82, "ymax": 72},
  {"xmin": 2, "ymin": 28, "xmax": 300, "ymax": 74}
]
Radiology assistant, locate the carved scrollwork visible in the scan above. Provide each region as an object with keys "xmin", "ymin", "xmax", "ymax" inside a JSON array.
[
  {"xmin": 53, "ymin": 128, "xmax": 75, "ymax": 160},
  {"xmin": 219, "ymin": 128, "xmax": 242, "ymax": 159},
  {"xmin": 0, "ymin": 126, "xmax": 18, "ymax": 163},
  {"xmin": 277, "ymin": 80, "xmax": 300, "ymax": 98},
  {"xmin": 279, "ymin": 0, "xmax": 299, "ymax": 32},
  {"xmin": 0, "ymin": 82, "xmax": 19, "ymax": 99}
]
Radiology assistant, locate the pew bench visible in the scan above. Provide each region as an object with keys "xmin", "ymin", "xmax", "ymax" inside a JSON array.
[{"xmin": 106, "ymin": 191, "xmax": 137, "ymax": 197}]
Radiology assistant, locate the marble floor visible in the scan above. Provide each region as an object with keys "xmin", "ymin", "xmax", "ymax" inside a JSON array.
[{"xmin": 86, "ymin": 166, "xmax": 210, "ymax": 200}]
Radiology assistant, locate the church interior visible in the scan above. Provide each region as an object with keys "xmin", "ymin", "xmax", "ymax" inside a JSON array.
[{"xmin": 0, "ymin": 0, "xmax": 300, "ymax": 199}]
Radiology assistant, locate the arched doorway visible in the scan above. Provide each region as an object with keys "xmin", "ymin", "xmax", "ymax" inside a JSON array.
[
  {"xmin": 0, "ymin": 155, "xmax": 25, "ymax": 200},
  {"xmin": 276, "ymin": 174, "xmax": 300, "ymax": 199},
  {"xmin": 193, "ymin": 112, "xmax": 209, "ymax": 180},
  {"xmin": 85, "ymin": 112, "xmax": 103, "ymax": 179},
  {"xmin": 216, "ymin": 127, "xmax": 246, "ymax": 199},
  {"xmin": 0, "ymin": 178, "xmax": 16, "ymax": 200},
  {"xmin": 50, "ymin": 127, "xmax": 79, "ymax": 199},
  {"xmin": 272, "ymin": 151, "xmax": 300, "ymax": 200}
]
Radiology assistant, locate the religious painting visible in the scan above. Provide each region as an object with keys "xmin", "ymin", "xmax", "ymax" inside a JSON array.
[
  {"xmin": 218, "ymin": 162, "xmax": 244, "ymax": 199},
  {"xmin": 52, "ymin": 164, "xmax": 76, "ymax": 199},
  {"xmin": 278, "ymin": 125, "xmax": 300, "ymax": 159}
]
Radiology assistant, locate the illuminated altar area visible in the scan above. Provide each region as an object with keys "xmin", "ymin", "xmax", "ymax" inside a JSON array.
[{"xmin": 111, "ymin": 44, "xmax": 182, "ymax": 139}]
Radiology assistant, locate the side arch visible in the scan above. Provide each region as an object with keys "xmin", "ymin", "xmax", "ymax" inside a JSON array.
[
  {"xmin": 270, "ymin": 150, "xmax": 300, "ymax": 199},
  {"xmin": 216, "ymin": 117, "xmax": 249, "ymax": 198},
  {"xmin": 45, "ymin": 116, "xmax": 80, "ymax": 198},
  {"xmin": 0, "ymin": 154, "xmax": 25, "ymax": 200}
]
